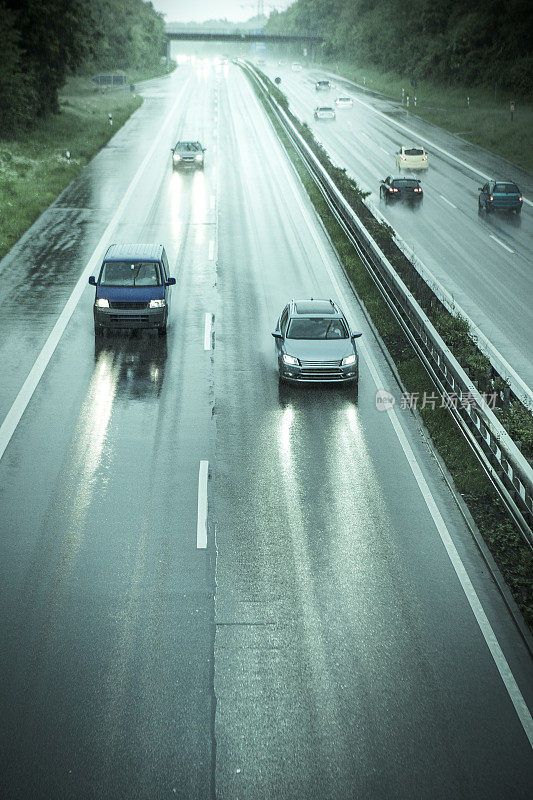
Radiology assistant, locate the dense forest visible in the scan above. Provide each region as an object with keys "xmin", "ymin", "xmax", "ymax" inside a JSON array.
[
  {"xmin": 0, "ymin": 0, "xmax": 166, "ymax": 135},
  {"xmin": 266, "ymin": 0, "xmax": 533, "ymax": 94}
]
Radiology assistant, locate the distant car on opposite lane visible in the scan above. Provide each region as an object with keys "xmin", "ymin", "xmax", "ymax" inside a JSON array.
[
  {"xmin": 478, "ymin": 180, "xmax": 523, "ymax": 214},
  {"xmin": 380, "ymin": 176, "xmax": 423, "ymax": 203},
  {"xmin": 335, "ymin": 97, "xmax": 353, "ymax": 108},
  {"xmin": 315, "ymin": 80, "xmax": 331, "ymax": 91},
  {"xmin": 396, "ymin": 146, "xmax": 428, "ymax": 170},
  {"xmin": 272, "ymin": 298, "xmax": 362, "ymax": 385},
  {"xmin": 291, "ymin": 62, "xmax": 303, "ymax": 71},
  {"xmin": 314, "ymin": 106, "xmax": 336, "ymax": 120},
  {"xmin": 171, "ymin": 140, "xmax": 206, "ymax": 169}
]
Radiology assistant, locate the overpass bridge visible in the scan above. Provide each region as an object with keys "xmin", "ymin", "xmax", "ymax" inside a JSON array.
[{"xmin": 165, "ymin": 27, "xmax": 324, "ymax": 45}]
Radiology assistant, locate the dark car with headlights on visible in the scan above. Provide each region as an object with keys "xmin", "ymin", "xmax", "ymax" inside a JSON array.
[
  {"xmin": 171, "ymin": 140, "xmax": 206, "ymax": 169},
  {"xmin": 478, "ymin": 180, "xmax": 522, "ymax": 214},
  {"xmin": 272, "ymin": 299, "xmax": 362, "ymax": 384},
  {"xmin": 380, "ymin": 176, "xmax": 423, "ymax": 203},
  {"xmin": 89, "ymin": 243, "xmax": 176, "ymax": 336}
]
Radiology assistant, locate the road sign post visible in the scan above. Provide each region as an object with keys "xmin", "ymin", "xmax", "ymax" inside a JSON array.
[{"xmin": 510, "ymin": 100, "xmax": 515, "ymax": 121}]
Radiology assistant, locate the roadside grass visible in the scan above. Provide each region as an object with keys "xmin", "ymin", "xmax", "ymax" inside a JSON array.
[
  {"xmin": 246, "ymin": 67, "xmax": 533, "ymax": 631},
  {"xmin": 0, "ymin": 64, "xmax": 175, "ymax": 260},
  {"xmin": 319, "ymin": 61, "xmax": 533, "ymax": 172}
]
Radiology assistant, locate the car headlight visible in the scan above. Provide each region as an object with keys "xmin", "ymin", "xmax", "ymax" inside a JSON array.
[
  {"xmin": 149, "ymin": 299, "xmax": 165, "ymax": 308},
  {"xmin": 282, "ymin": 354, "xmax": 299, "ymax": 366},
  {"xmin": 195, "ymin": 154, "xmax": 203, "ymax": 162},
  {"xmin": 173, "ymin": 154, "xmax": 181, "ymax": 161},
  {"xmin": 342, "ymin": 353, "xmax": 357, "ymax": 366},
  {"xmin": 95, "ymin": 298, "xmax": 109, "ymax": 308}
]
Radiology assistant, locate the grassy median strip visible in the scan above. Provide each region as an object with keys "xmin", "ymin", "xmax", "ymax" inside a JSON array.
[
  {"xmin": 0, "ymin": 67, "xmax": 173, "ymax": 261},
  {"xmin": 245, "ymin": 65, "xmax": 533, "ymax": 632}
]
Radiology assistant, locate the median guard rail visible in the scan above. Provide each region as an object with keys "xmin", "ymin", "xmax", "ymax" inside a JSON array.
[{"xmin": 240, "ymin": 60, "xmax": 533, "ymax": 543}]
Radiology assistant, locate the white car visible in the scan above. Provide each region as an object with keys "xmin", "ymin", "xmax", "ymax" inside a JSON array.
[
  {"xmin": 396, "ymin": 146, "xmax": 428, "ymax": 170},
  {"xmin": 291, "ymin": 63, "xmax": 303, "ymax": 71},
  {"xmin": 314, "ymin": 106, "xmax": 336, "ymax": 120},
  {"xmin": 335, "ymin": 97, "xmax": 353, "ymax": 108}
]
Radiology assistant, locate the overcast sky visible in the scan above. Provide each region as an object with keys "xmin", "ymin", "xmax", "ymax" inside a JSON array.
[{"xmin": 151, "ymin": 0, "xmax": 294, "ymax": 24}]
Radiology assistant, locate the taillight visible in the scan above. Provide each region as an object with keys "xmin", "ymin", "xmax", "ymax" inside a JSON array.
[
  {"xmin": 400, "ymin": 156, "xmax": 406, "ymax": 160},
  {"xmin": 422, "ymin": 155, "xmax": 427, "ymax": 160},
  {"xmin": 389, "ymin": 187, "xmax": 398, "ymax": 193},
  {"xmin": 489, "ymin": 194, "xmax": 493, "ymax": 201},
  {"xmin": 414, "ymin": 187, "xmax": 421, "ymax": 193},
  {"xmin": 519, "ymin": 195, "xmax": 523, "ymax": 201}
]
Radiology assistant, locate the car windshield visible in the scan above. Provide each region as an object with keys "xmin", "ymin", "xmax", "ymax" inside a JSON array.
[
  {"xmin": 404, "ymin": 148, "xmax": 424, "ymax": 156},
  {"xmin": 319, "ymin": 107, "xmax": 333, "ymax": 112},
  {"xmin": 394, "ymin": 179, "xmax": 420, "ymax": 188},
  {"xmin": 177, "ymin": 142, "xmax": 200, "ymax": 151},
  {"xmin": 287, "ymin": 317, "xmax": 348, "ymax": 339},
  {"xmin": 493, "ymin": 183, "xmax": 519, "ymax": 193},
  {"xmin": 100, "ymin": 260, "xmax": 161, "ymax": 287}
]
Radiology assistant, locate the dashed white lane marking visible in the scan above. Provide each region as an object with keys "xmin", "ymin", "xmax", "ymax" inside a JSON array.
[
  {"xmin": 266, "ymin": 105, "xmax": 533, "ymax": 746},
  {"xmin": 345, "ymin": 89, "xmax": 533, "ymax": 208},
  {"xmin": 197, "ymin": 461, "xmax": 209, "ymax": 549},
  {"xmin": 204, "ymin": 313, "xmax": 212, "ymax": 350},
  {"xmin": 490, "ymin": 234, "xmax": 515, "ymax": 254},
  {"xmin": 379, "ymin": 145, "xmax": 389, "ymax": 155},
  {"xmin": 208, "ymin": 240, "xmax": 214, "ymax": 260},
  {"xmin": 439, "ymin": 194, "xmax": 457, "ymax": 209},
  {"xmin": 0, "ymin": 79, "xmax": 192, "ymax": 464}
]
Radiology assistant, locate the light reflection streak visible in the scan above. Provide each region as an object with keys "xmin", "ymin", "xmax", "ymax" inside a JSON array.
[
  {"xmin": 276, "ymin": 400, "xmax": 344, "ymax": 761},
  {"xmin": 329, "ymin": 402, "xmax": 392, "ymax": 588}
]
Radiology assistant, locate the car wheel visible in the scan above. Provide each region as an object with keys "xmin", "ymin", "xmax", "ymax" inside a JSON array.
[
  {"xmin": 158, "ymin": 324, "xmax": 167, "ymax": 336},
  {"xmin": 478, "ymin": 197, "xmax": 483, "ymax": 211},
  {"xmin": 515, "ymin": 206, "xmax": 522, "ymax": 215},
  {"xmin": 94, "ymin": 325, "xmax": 104, "ymax": 337}
]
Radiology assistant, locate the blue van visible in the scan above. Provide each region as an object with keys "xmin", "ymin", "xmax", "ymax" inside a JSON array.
[{"xmin": 89, "ymin": 243, "xmax": 176, "ymax": 335}]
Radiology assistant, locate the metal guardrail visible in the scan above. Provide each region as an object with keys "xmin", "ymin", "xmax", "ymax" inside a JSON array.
[{"xmin": 241, "ymin": 61, "xmax": 533, "ymax": 543}]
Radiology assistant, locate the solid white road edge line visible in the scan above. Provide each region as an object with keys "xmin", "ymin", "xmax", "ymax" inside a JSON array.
[
  {"xmin": 0, "ymin": 78, "xmax": 191, "ymax": 464},
  {"xmin": 204, "ymin": 313, "xmax": 212, "ymax": 350},
  {"xmin": 262, "ymin": 93, "xmax": 533, "ymax": 745},
  {"xmin": 197, "ymin": 460, "xmax": 208, "ymax": 549},
  {"xmin": 346, "ymin": 89, "xmax": 533, "ymax": 208},
  {"xmin": 208, "ymin": 240, "xmax": 214, "ymax": 260},
  {"xmin": 490, "ymin": 234, "xmax": 515, "ymax": 254}
]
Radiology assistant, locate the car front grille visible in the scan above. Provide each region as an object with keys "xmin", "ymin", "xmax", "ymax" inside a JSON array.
[
  {"xmin": 298, "ymin": 359, "xmax": 345, "ymax": 380},
  {"xmin": 108, "ymin": 315, "xmax": 151, "ymax": 325},
  {"xmin": 109, "ymin": 302, "xmax": 149, "ymax": 310}
]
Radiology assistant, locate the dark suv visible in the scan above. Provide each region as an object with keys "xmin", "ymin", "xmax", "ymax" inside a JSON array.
[
  {"xmin": 478, "ymin": 180, "xmax": 522, "ymax": 214},
  {"xmin": 272, "ymin": 298, "xmax": 362, "ymax": 384},
  {"xmin": 315, "ymin": 80, "xmax": 331, "ymax": 91},
  {"xmin": 89, "ymin": 243, "xmax": 176, "ymax": 335}
]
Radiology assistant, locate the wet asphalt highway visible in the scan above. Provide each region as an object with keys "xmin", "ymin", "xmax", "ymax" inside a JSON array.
[
  {"xmin": 263, "ymin": 63, "xmax": 533, "ymax": 391},
  {"xmin": 0, "ymin": 62, "xmax": 532, "ymax": 799}
]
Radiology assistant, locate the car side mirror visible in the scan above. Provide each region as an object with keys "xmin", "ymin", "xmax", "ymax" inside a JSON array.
[
  {"xmin": 272, "ymin": 331, "xmax": 283, "ymax": 339},
  {"xmin": 351, "ymin": 332, "xmax": 362, "ymax": 340},
  {"xmin": 166, "ymin": 277, "xmax": 176, "ymax": 286},
  {"xmin": 89, "ymin": 276, "xmax": 96, "ymax": 286}
]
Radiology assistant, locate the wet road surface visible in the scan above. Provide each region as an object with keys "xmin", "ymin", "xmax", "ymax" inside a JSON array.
[
  {"xmin": 263, "ymin": 62, "xmax": 533, "ymax": 391},
  {"xmin": 0, "ymin": 61, "xmax": 532, "ymax": 799}
]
